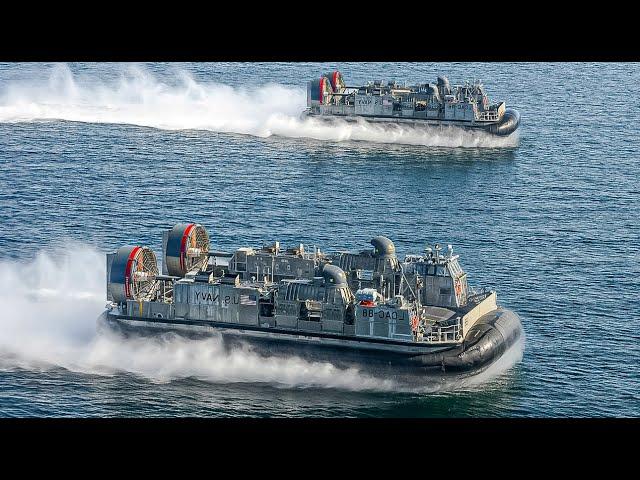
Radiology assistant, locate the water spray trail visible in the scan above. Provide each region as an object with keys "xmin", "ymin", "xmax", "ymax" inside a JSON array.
[{"xmin": 0, "ymin": 64, "xmax": 518, "ymax": 148}]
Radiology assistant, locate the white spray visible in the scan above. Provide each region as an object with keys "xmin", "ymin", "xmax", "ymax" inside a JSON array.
[{"xmin": 0, "ymin": 64, "xmax": 518, "ymax": 148}]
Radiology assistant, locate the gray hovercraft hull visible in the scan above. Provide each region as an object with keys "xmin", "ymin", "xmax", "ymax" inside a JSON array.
[
  {"xmin": 98, "ymin": 307, "xmax": 522, "ymax": 377},
  {"xmin": 302, "ymin": 107, "xmax": 520, "ymax": 137}
]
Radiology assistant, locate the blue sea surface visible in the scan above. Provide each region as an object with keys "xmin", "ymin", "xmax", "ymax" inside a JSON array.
[{"xmin": 0, "ymin": 62, "xmax": 637, "ymax": 417}]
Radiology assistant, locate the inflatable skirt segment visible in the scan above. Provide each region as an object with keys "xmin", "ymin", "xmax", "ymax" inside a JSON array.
[
  {"xmin": 489, "ymin": 108, "xmax": 521, "ymax": 136},
  {"xmin": 412, "ymin": 308, "xmax": 522, "ymax": 371}
]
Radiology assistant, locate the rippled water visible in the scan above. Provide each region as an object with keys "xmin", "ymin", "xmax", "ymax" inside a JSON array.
[{"xmin": 0, "ymin": 62, "xmax": 638, "ymax": 417}]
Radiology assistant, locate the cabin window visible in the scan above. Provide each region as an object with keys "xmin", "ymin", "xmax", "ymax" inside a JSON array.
[{"xmin": 440, "ymin": 287, "xmax": 452, "ymax": 295}]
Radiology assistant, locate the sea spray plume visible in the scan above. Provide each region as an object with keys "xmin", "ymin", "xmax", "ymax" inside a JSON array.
[
  {"xmin": 0, "ymin": 64, "xmax": 518, "ymax": 148},
  {"xmin": 0, "ymin": 63, "xmax": 305, "ymax": 135},
  {"xmin": 0, "ymin": 244, "xmax": 104, "ymax": 350},
  {"xmin": 82, "ymin": 331, "xmax": 397, "ymax": 390}
]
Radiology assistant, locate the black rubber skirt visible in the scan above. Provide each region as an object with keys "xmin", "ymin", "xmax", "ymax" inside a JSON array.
[
  {"xmin": 488, "ymin": 108, "xmax": 521, "ymax": 136},
  {"xmin": 410, "ymin": 308, "xmax": 523, "ymax": 372}
]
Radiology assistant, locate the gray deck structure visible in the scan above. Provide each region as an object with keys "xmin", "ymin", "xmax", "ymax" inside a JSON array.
[{"xmin": 304, "ymin": 71, "xmax": 521, "ymax": 136}]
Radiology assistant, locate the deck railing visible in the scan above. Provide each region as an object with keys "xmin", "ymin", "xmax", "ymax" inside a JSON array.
[
  {"xmin": 476, "ymin": 111, "xmax": 500, "ymax": 121},
  {"xmin": 423, "ymin": 320, "xmax": 462, "ymax": 343}
]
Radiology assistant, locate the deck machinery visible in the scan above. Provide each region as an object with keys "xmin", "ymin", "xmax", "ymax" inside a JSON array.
[{"xmin": 101, "ymin": 223, "xmax": 522, "ymax": 375}]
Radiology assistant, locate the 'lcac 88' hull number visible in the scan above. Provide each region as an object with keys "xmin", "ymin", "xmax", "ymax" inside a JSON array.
[{"xmin": 361, "ymin": 309, "xmax": 405, "ymax": 320}]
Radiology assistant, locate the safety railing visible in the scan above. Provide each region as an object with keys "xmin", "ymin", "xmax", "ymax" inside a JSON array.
[
  {"xmin": 476, "ymin": 110, "xmax": 500, "ymax": 121},
  {"xmin": 423, "ymin": 321, "xmax": 462, "ymax": 343}
]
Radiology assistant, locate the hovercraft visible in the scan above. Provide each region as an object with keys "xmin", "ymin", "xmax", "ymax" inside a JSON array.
[
  {"xmin": 302, "ymin": 71, "xmax": 521, "ymax": 137},
  {"xmin": 100, "ymin": 224, "xmax": 523, "ymax": 376}
]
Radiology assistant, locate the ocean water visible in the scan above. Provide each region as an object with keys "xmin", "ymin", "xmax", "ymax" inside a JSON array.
[{"xmin": 0, "ymin": 62, "xmax": 638, "ymax": 417}]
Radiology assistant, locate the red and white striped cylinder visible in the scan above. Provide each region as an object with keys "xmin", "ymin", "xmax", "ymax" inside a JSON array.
[{"xmin": 164, "ymin": 223, "xmax": 210, "ymax": 277}]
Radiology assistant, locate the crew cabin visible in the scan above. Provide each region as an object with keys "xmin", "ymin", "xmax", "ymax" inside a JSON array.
[{"xmin": 403, "ymin": 244, "xmax": 469, "ymax": 309}]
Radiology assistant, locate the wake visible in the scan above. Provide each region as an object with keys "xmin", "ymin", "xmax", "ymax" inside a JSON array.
[{"xmin": 0, "ymin": 63, "xmax": 518, "ymax": 148}]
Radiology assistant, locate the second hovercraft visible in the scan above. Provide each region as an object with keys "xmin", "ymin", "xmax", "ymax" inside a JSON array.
[{"xmin": 302, "ymin": 71, "xmax": 521, "ymax": 137}]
